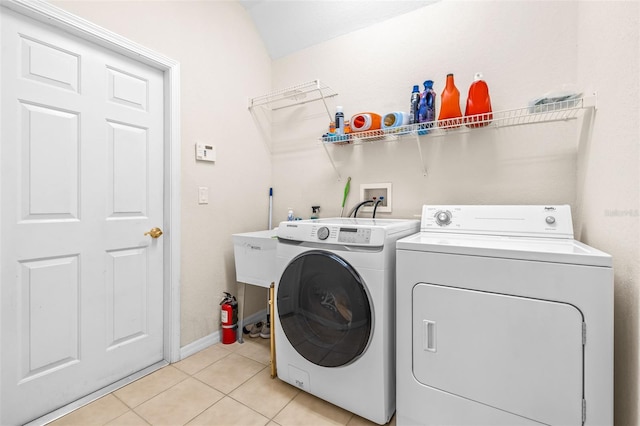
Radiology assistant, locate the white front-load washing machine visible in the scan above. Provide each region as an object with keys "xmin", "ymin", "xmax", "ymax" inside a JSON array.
[
  {"xmin": 276, "ymin": 218, "xmax": 419, "ymax": 425},
  {"xmin": 396, "ymin": 205, "xmax": 613, "ymax": 426}
]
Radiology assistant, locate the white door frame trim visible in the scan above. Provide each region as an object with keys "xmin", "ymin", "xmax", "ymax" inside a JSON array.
[{"xmin": 1, "ymin": 0, "xmax": 182, "ymax": 363}]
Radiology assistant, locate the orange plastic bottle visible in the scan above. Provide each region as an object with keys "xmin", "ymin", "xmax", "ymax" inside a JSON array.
[
  {"xmin": 464, "ymin": 72, "xmax": 493, "ymax": 128},
  {"xmin": 438, "ymin": 73, "xmax": 462, "ymax": 128},
  {"xmin": 350, "ymin": 113, "xmax": 382, "ymax": 132}
]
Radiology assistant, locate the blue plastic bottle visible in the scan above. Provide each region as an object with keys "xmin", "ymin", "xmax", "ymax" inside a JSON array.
[
  {"xmin": 409, "ymin": 85, "xmax": 420, "ymax": 125},
  {"xmin": 418, "ymin": 90, "xmax": 427, "ymax": 123},
  {"xmin": 424, "ymin": 80, "xmax": 436, "ymax": 127},
  {"xmin": 417, "ymin": 81, "xmax": 436, "ymax": 135},
  {"xmin": 417, "ymin": 88, "xmax": 428, "ymax": 135}
]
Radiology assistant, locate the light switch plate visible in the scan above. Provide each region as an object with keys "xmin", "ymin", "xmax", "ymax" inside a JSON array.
[{"xmin": 198, "ymin": 186, "xmax": 209, "ymax": 204}]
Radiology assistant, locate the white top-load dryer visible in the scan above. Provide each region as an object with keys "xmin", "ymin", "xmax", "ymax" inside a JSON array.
[
  {"xmin": 395, "ymin": 205, "xmax": 613, "ymax": 426},
  {"xmin": 276, "ymin": 218, "xmax": 419, "ymax": 425}
]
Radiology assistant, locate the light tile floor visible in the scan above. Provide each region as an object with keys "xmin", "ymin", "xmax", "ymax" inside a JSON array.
[{"xmin": 50, "ymin": 337, "xmax": 395, "ymax": 426}]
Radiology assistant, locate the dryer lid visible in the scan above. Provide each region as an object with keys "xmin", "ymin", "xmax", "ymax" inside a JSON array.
[
  {"xmin": 400, "ymin": 205, "xmax": 612, "ymax": 267},
  {"xmin": 396, "ymin": 231, "xmax": 612, "ymax": 267}
]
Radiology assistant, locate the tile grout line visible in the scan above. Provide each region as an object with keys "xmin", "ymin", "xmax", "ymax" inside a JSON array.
[
  {"xmin": 56, "ymin": 341, "xmax": 275, "ymax": 426},
  {"xmin": 178, "ymin": 349, "xmax": 234, "ymax": 377},
  {"xmin": 102, "ymin": 408, "xmax": 152, "ymax": 426},
  {"xmin": 226, "ymin": 341, "xmax": 304, "ymax": 424},
  {"xmin": 268, "ymin": 387, "xmax": 303, "ymax": 424},
  {"xmin": 180, "ymin": 350, "xmax": 271, "ymax": 425},
  {"xmin": 194, "ymin": 342, "xmax": 292, "ymax": 424},
  {"xmin": 187, "ymin": 350, "xmax": 267, "ymax": 393},
  {"xmin": 125, "ymin": 366, "xmax": 193, "ymax": 411},
  {"xmin": 225, "ymin": 392, "xmax": 272, "ymax": 424},
  {"xmin": 128, "ymin": 369, "xmax": 203, "ymax": 425}
]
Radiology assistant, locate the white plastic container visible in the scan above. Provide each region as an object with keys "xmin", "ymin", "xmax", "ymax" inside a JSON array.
[
  {"xmin": 232, "ymin": 229, "xmax": 278, "ymax": 288},
  {"xmin": 382, "ymin": 111, "xmax": 409, "ymax": 129}
]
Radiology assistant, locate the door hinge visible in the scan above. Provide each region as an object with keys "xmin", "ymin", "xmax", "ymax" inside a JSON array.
[
  {"xmin": 582, "ymin": 398, "xmax": 587, "ymax": 423},
  {"xmin": 582, "ymin": 322, "xmax": 587, "ymax": 346}
]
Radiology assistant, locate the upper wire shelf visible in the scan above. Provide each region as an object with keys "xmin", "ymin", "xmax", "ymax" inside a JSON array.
[
  {"xmin": 321, "ymin": 95, "xmax": 596, "ymax": 145},
  {"xmin": 249, "ymin": 79, "xmax": 338, "ymax": 111}
]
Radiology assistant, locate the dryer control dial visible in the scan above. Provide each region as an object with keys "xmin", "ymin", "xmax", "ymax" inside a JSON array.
[
  {"xmin": 435, "ymin": 210, "xmax": 452, "ymax": 226},
  {"xmin": 317, "ymin": 226, "xmax": 330, "ymax": 240},
  {"xmin": 545, "ymin": 216, "xmax": 556, "ymax": 225}
]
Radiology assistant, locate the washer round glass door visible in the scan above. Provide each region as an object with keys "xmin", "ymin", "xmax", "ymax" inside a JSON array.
[{"xmin": 277, "ymin": 250, "xmax": 372, "ymax": 367}]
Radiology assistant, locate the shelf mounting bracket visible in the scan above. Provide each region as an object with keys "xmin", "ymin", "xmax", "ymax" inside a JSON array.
[
  {"xmin": 321, "ymin": 143, "xmax": 342, "ymax": 181},
  {"xmin": 415, "ymin": 133, "xmax": 428, "ymax": 176}
]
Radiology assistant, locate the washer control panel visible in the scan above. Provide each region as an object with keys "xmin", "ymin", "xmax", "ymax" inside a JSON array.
[
  {"xmin": 279, "ymin": 222, "xmax": 386, "ymax": 246},
  {"xmin": 421, "ymin": 205, "xmax": 574, "ymax": 239},
  {"xmin": 278, "ymin": 218, "xmax": 419, "ymax": 247},
  {"xmin": 337, "ymin": 227, "xmax": 371, "ymax": 244}
]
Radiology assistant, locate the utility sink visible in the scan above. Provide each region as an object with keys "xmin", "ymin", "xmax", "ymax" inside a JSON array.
[{"xmin": 232, "ymin": 229, "xmax": 278, "ymax": 288}]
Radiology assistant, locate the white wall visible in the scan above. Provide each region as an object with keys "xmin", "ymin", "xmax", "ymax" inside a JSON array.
[
  {"xmin": 49, "ymin": 1, "xmax": 639, "ymax": 423},
  {"xmin": 270, "ymin": 1, "xmax": 581, "ymax": 222},
  {"xmin": 270, "ymin": 1, "xmax": 639, "ymax": 424},
  {"xmin": 52, "ymin": 0, "xmax": 273, "ymax": 346},
  {"xmin": 576, "ymin": 2, "xmax": 640, "ymax": 425}
]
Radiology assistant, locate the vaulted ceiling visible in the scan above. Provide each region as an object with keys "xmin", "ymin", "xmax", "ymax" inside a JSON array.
[{"xmin": 239, "ymin": 0, "xmax": 438, "ymax": 59}]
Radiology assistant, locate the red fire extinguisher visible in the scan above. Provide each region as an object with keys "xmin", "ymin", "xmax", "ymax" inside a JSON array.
[{"xmin": 220, "ymin": 292, "xmax": 238, "ymax": 344}]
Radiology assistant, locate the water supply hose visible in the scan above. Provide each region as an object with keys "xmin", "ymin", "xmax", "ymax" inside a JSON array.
[
  {"xmin": 351, "ymin": 200, "xmax": 374, "ymax": 218},
  {"xmin": 372, "ymin": 196, "xmax": 384, "ymax": 218}
]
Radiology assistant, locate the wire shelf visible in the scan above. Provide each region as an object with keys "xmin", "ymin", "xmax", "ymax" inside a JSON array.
[
  {"xmin": 249, "ymin": 79, "xmax": 338, "ymax": 111},
  {"xmin": 320, "ymin": 96, "xmax": 595, "ymax": 145}
]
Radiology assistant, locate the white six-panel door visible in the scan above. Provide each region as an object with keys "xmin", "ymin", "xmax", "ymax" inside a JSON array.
[{"xmin": 1, "ymin": 8, "xmax": 165, "ymax": 425}]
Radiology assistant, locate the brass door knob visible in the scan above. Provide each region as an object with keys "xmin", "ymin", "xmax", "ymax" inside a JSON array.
[{"xmin": 144, "ymin": 227, "xmax": 163, "ymax": 238}]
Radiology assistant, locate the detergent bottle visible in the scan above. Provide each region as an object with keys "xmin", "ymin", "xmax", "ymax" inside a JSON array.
[
  {"xmin": 438, "ymin": 74, "xmax": 462, "ymax": 128},
  {"xmin": 381, "ymin": 111, "xmax": 410, "ymax": 135},
  {"xmin": 350, "ymin": 113, "xmax": 382, "ymax": 132},
  {"xmin": 464, "ymin": 72, "xmax": 493, "ymax": 128},
  {"xmin": 423, "ymin": 80, "xmax": 436, "ymax": 127},
  {"xmin": 418, "ymin": 88, "xmax": 427, "ymax": 124},
  {"xmin": 423, "ymin": 80, "xmax": 436, "ymax": 129},
  {"xmin": 335, "ymin": 106, "xmax": 345, "ymax": 135},
  {"xmin": 417, "ymin": 80, "xmax": 437, "ymax": 135},
  {"xmin": 382, "ymin": 112, "xmax": 409, "ymax": 129},
  {"xmin": 409, "ymin": 85, "xmax": 420, "ymax": 125}
]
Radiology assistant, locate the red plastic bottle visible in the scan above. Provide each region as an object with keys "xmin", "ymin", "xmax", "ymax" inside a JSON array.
[
  {"xmin": 464, "ymin": 72, "xmax": 493, "ymax": 128},
  {"xmin": 438, "ymin": 74, "xmax": 462, "ymax": 128}
]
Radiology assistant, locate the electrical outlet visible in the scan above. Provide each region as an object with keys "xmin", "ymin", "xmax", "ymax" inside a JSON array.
[{"xmin": 360, "ymin": 183, "xmax": 392, "ymax": 213}]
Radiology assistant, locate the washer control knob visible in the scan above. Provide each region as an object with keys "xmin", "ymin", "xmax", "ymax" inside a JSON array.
[
  {"xmin": 545, "ymin": 216, "xmax": 556, "ymax": 225},
  {"xmin": 435, "ymin": 210, "xmax": 452, "ymax": 226},
  {"xmin": 317, "ymin": 226, "xmax": 330, "ymax": 240}
]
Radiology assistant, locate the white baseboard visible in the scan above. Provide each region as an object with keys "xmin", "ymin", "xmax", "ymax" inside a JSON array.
[
  {"xmin": 179, "ymin": 331, "xmax": 221, "ymax": 360},
  {"xmin": 179, "ymin": 309, "xmax": 268, "ymax": 360}
]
